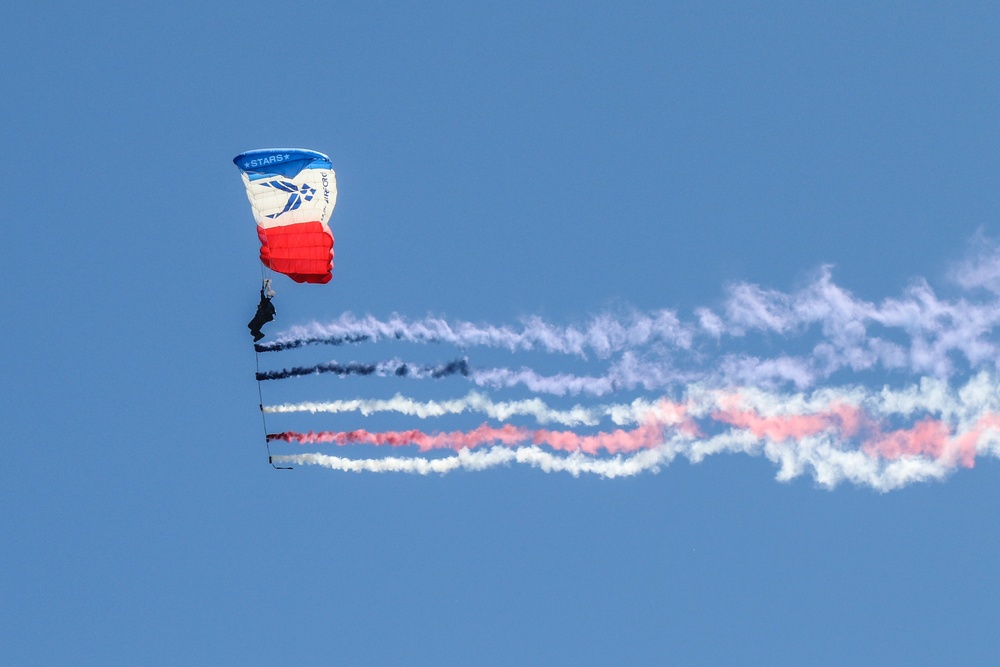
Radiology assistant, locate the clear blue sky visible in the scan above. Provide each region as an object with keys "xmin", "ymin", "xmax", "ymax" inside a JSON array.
[{"xmin": 5, "ymin": 2, "xmax": 1000, "ymax": 664}]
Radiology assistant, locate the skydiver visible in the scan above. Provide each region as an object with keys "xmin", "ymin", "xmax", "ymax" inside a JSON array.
[{"xmin": 248, "ymin": 280, "xmax": 276, "ymax": 342}]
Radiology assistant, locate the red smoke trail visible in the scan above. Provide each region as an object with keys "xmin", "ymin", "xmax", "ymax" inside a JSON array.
[
  {"xmin": 862, "ymin": 412, "xmax": 1000, "ymax": 468},
  {"xmin": 268, "ymin": 423, "xmax": 527, "ymax": 451},
  {"xmin": 712, "ymin": 396, "xmax": 867, "ymax": 441},
  {"xmin": 712, "ymin": 394, "xmax": 1000, "ymax": 469},
  {"xmin": 267, "ymin": 409, "xmax": 695, "ymax": 455}
]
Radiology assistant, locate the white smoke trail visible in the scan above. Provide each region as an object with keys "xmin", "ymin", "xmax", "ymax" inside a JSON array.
[
  {"xmin": 468, "ymin": 351, "xmax": 696, "ymax": 396},
  {"xmin": 271, "ymin": 445, "xmax": 677, "ymax": 478},
  {"xmin": 270, "ymin": 433, "xmax": 959, "ymax": 491},
  {"xmin": 264, "ymin": 390, "xmax": 671, "ymax": 427},
  {"xmin": 260, "ymin": 310, "xmax": 694, "ymax": 357}
]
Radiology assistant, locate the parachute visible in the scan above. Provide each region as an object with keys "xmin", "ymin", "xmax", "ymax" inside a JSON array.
[{"xmin": 233, "ymin": 148, "xmax": 337, "ymax": 284}]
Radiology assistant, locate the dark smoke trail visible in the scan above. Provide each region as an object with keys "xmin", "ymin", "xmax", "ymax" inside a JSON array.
[
  {"xmin": 255, "ymin": 333, "xmax": 373, "ymax": 353},
  {"xmin": 256, "ymin": 361, "xmax": 377, "ymax": 381},
  {"xmin": 255, "ymin": 358, "xmax": 470, "ymax": 382}
]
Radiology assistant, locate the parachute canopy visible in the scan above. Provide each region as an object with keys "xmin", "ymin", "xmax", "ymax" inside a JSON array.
[{"xmin": 234, "ymin": 148, "xmax": 337, "ymax": 284}]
